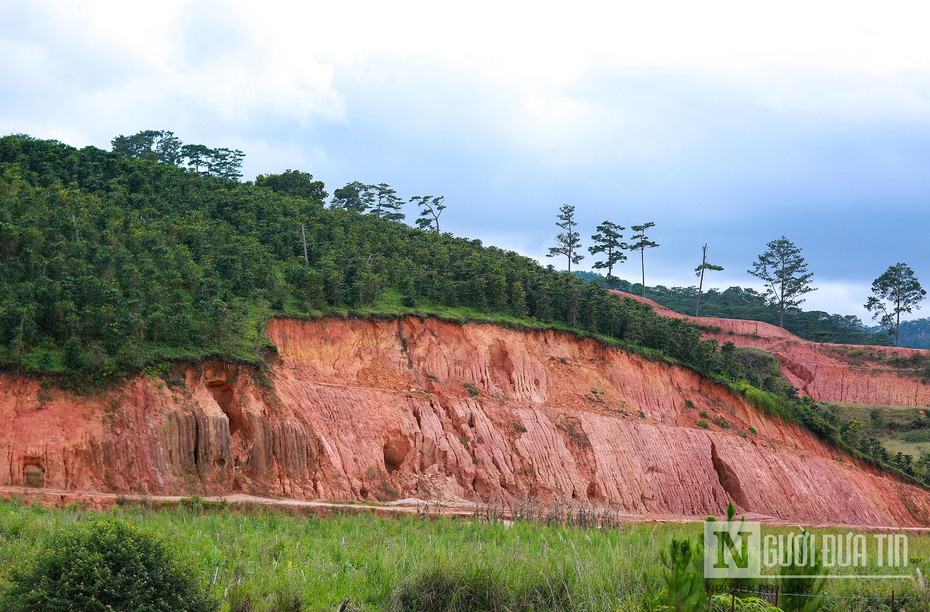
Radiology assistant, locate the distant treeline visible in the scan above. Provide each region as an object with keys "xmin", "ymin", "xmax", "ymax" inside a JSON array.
[{"xmin": 574, "ymin": 271, "xmax": 893, "ymax": 346}]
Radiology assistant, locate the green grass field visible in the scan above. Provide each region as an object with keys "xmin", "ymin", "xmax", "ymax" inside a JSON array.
[{"xmin": 1, "ymin": 498, "xmax": 928, "ymax": 611}]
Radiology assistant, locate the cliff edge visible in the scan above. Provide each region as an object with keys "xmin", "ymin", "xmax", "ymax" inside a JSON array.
[{"xmin": 2, "ymin": 316, "xmax": 929, "ymax": 526}]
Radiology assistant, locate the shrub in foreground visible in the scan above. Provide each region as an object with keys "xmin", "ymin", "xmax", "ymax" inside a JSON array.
[{"xmin": 1, "ymin": 517, "xmax": 217, "ymax": 611}]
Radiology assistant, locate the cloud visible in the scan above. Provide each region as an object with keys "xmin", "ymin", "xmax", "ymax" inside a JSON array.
[{"xmin": 3, "ymin": 0, "xmax": 930, "ymax": 321}]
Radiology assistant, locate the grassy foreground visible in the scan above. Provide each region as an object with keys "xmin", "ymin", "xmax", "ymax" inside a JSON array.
[{"xmin": 0, "ymin": 499, "xmax": 928, "ymax": 611}]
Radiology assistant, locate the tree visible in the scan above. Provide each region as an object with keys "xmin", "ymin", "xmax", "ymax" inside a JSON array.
[
  {"xmin": 588, "ymin": 220, "xmax": 626, "ymax": 287},
  {"xmin": 207, "ymin": 147, "xmax": 245, "ymax": 180},
  {"xmin": 694, "ymin": 243, "xmax": 724, "ymax": 317},
  {"xmin": 546, "ymin": 204, "xmax": 583, "ymax": 272},
  {"xmin": 332, "ymin": 181, "xmax": 373, "ymax": 212},
  {"xmin": 180, "ymin": 144, "xmax": 212, "ymax": 173},
  {"xmin": 411, "ymin": 195, "xmax": 445, "ymax": 232},
  {"xmin": 865, "ymin": 263, "xmax": 926, "ymax": 346},
  {"xmin": 628, "ymin": 222, "xmax": 658, "ymax": 298},
  {"xmin": 370, "ymin": 183, "xmax": 405, "ymax": 221},
  {"xmin": 112, "ymin": 130, "xmax": 181, "ymax": 164},
  {"xmin": 255, "ymin": 169, "xmax": 328, "ymax": 201},
  {"xmin": 748, "ymin": 236, "xmax": 815, "ymax": 328}
]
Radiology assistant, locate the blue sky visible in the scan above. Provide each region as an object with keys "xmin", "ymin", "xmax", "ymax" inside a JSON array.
[{"xmin": 3, "ymin": 1, "xmax": 930, "ymax": 321}]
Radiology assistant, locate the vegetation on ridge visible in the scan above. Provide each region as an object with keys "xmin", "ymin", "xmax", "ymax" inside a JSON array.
[
  {"xmin": 0, "ymin": 134, "xmax": 720, "ymax": 379},
  {"xmin": 1, "ymin": 132, "xmax": 929, "ymax": 487}
]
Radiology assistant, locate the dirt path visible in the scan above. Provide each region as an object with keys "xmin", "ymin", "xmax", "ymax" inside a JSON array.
[{"xmin": 3, "ymin": 486, "xmax": 928, "ymax": 533}]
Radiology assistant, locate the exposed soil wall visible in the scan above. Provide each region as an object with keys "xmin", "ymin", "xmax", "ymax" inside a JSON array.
[{"xmin": 1, "ymin": 316, "xmax": 929, "ymax": 526}]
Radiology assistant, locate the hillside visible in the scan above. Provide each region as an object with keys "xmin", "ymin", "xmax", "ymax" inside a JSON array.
[
  {"xmin": 613, "ymin": 291, "xmax": 930, "ymax": 407},
  {"xmin": 3, "ymin": 134, "xmax": 930, "ymax": 527},
  {"xmin": 3, "ymin": 316, "xmax": 930, "ymax": 527}
]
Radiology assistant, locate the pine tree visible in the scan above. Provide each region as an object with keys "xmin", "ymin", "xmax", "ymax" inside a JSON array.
[
  {"xmin": 628, "ymin": 222, "xmax": 658, "ymax": 298},
  {"xmin": 588, "ymin": 220, "xmax": 626, "ymax": 287},
  {"xmin": 546, "ymin": 204, "xmax": 583, "ymax": 272}
]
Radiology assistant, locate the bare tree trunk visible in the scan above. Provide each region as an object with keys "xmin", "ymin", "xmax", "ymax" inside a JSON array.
[{"xmin": 696, "ymin": 244, "xmax": 707, "ymax": 317}]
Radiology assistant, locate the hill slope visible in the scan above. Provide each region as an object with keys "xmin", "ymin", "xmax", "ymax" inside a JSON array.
[
  {"xmin": 3, "ymin": 316, "xmax": 929, "ymax": 527},
  {"xmin": 613, "ymin": 291, "xmax": 930, "ymax": 407}
]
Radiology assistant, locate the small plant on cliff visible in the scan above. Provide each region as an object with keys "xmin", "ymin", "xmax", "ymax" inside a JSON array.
[
  {"xmin": 464, "ymin": 382, "xmax": 479, "ymax": 397},
  {"xmin": 557, "ymin": 419, "xmax": 591, "ymax": 448},
  {"xmin": 697, "ymin": 420, "xmax": 709, "ymax": 429},
  {"xmin": 1, "ymin": 518, "xmax": 217, "ymax": 611}
]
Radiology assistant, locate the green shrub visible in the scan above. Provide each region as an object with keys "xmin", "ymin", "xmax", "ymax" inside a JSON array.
[
  {"xmin": 779, "ymin": 529, "xmax": 826, "ymax": 611},
  {"xmin": 1, "ymin": 518, "xmax": 217, "ymax": 611},
  {"xmin": 389, "ymin": 564, "xmax": 572, "ymax": 611},
  {"xmin": 464, "ymin": 382, "xmax": 479, "ymax": 397},
  {"xmin": 661, "ymin": 538, "xmax": 704, "ymax": 611},
  {"xmin": 389, "ymin": 565, "xmax": 513, "ymax": 611},
  {"xmin": 700, "ymin": 410, "xmax": 709, "ymax": 418},
  {"xmin": 902, "ymin": 429, "xmax": 930, "ymax": 443},
  {"xmin": 697, "ymin": 420, "xmax": 709, "ymax": 429},
  {"xmin": 685, "ymin": 399, "xmax": 696, "ymax": 409}
]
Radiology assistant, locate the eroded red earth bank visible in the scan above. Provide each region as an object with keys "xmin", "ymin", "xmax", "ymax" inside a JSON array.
[{"xmin": 2, "ymin": 315, "xmax": 930, "ymax": 526}]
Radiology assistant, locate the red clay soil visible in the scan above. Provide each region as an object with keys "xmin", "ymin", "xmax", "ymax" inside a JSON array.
[
  {"xmin": 613, "ymin": 290, "xmax": 930, "ymax": 407},
  {"xmin": 2, "ymin": 316, "xmax": 930, "ymax": 527}
]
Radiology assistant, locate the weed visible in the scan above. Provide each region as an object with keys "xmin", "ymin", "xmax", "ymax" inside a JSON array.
[{"xmin": 556, "ymin": 418, "xmax": 590, "ymax": 448}]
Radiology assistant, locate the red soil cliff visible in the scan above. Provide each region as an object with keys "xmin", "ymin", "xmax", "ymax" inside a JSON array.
[
  {"xmin": 2, "ymin": 316, "xmax": 930, "ymax": 526},
  {"xmin": 613, "ymin": 291, "xmax": 930, "ymax": 407}
]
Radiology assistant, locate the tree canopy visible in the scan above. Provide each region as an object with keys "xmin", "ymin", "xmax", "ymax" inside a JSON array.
[
  {"xmin": 628, "ymin": 222, "xmax": 658, "ymax": 298},
  {"xmin": 748, "ymin": 236, "xmax": 815, "ymax": 328},
  {"xmin": 0, "ymin": 134, "xmax": 724, "ymax": 379},
  {"xmin": 547, "ymin": 204, "xmax": 584, "ymax": 272},
  {"xmin": 111, "ymin": 129, "xmax": 244, "ymax": 180},
  {"xmin": 255, "ymin": 170, "xmax": 328, "ymax": 201},
  {"xmin": 865, "ymin": 263, "xmax": 926, "ymax": 346},
  {"xmin": 588, "ymin": 221, "xmax": 626, "ymax": 287}
]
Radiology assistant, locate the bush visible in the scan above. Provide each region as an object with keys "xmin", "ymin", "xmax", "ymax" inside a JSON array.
[
  {"xmin": 390, "ymin": 566, "xmax": 511, "ymax": 611},
  {"xmin": 1, "ymin": 518, "xmax": 217, "ymax": 611},
  {"xmin": 389, "ymin": 564, "xmax": 572, "ymax": 611}
]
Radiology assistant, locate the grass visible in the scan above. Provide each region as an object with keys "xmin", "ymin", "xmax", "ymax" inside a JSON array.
[
  {"xmin": 831, "ymin": 402, "xmax": 930, "ymax": 457},
  {"xmin": 2, "ymin": 499, "xmax": 929, "ymax": 610}
]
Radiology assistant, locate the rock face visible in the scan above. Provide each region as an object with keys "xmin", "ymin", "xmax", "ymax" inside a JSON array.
[
  {"xmin": 613, "ymin": 291, "xmax": 930, "ymax": 407},
  {"xmin": 2, "ymin": 316, "xmax": 929, "ymax": 526}
]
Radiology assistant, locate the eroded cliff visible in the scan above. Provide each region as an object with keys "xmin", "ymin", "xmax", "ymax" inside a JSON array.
[
  {"xmin": 2, "ymin": 316, "xmax": 929, "ymax": 526},
  {"xmin": 613, "ymin": 291, "xmax": 930, "ymax": 407}
]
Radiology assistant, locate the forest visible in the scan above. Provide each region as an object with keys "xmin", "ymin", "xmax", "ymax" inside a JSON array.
[
  {"xmin": 0, "ymin": 134, "xmax": 716, "ymax": 377},
  {"xmin": 2, "ymin": 133, "xmax": 929, "ymax": 487}
]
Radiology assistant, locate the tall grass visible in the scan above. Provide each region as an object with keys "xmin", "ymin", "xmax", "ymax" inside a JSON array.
[{"xmin": 0, "ymin": 499, "xmax": 928, "ymax": 610}]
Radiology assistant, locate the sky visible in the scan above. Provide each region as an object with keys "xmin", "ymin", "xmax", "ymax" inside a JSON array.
[{"xmin": 2, "ymin": 1, "xmax": 930, "ymax": 322}]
